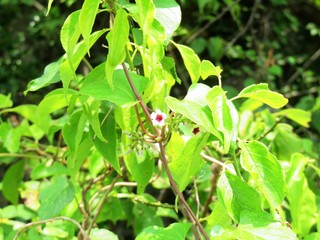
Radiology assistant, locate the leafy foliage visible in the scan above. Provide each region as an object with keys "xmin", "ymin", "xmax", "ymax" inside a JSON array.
[{"xmin": 0, "ymin": 0, "xmax": 319, "ymax": 240}]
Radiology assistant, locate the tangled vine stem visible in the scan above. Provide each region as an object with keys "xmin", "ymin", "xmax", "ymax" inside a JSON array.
[{"xmin": 13, "ymin": 216, "xmax": 89, "ymax": 240}]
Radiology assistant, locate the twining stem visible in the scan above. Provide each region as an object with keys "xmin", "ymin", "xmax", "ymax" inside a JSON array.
[
  {"xmin": 14, "ymin": 217, "xmax": 89, "ymax": 240},
  {"xmin": 86, "ymin": 174, "xmax": 121, "ymax": 235}
]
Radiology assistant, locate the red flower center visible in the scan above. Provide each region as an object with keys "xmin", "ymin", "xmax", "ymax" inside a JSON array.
[{"xmin": 155, "ymin": 114, "xmax": 163, "ymax": 122}]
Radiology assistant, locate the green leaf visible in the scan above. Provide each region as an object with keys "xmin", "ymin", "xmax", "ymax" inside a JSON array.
[
  {"xmin": 90, "ymin": 228, "xmax": 118, "ymax": 240},
  {"xmin": 62, "ymin": 110, "xmax": 87, "ymax": 161},
  {"xmin": 200, "ymin": 60, "xmax": 223, "ymax": 80},
  {"xmin": 217, "ymin": 171, "xmax": 263, "ymax": 223},
  {"xmin": 3, "ymin": 127, "xmax": 21, "ymax": 153},
  {"xmin": 38, "ymin": 88, "xmax": 76, "ymax": 133},
  {"xmin": 240, "ymin": 141, "xmax": 286, "ymax": 208},
  {"xmin": 274, "ymin": 108, "xmax": 311, "ymax": 127},
  {"xmin": 126, "ymin": 150, "xmax": 154, "ymax": 194},
  {"xmin": 38, "ymin": 175, "xmax": 75, "ymax": 219},
  {"xmin": 0, "ymin": 204, "xmax": 35, "ymax": 220},
  {"xmin": 238, "ymin": 215, "xmax": 296, "ymax": 240},
  {"xmin": 184, "ymin": 83, "xmax": 211, "ymax": 106},
  {"xmin": 286, "ymin": 153, "xmax": 317, "ymax": 237},
  {"xmin": 31, "ymin": 162, "xmax": 68, "ymax": 180},
  {"xmin": 235, "ymin": 83, "xmax": 288, "ymax": 109},
  {"xmin": 1, "ymin": 105, "xmax": 39, "ymax": 124},
  {"xmin": 80, "ymin": 97, "xmax": 107, "ymax": 143},
  {"xmin": 271, "ymin": 123, "xmax": 302, "ymax": 160},
  {"xmin": 80, "ymin": 64, "xmax": 148, "ymax": 106},
  {"xmin": 136, "ymin": 222, "xmax": 191, "ymax": 240},
  {"xmin": 105, "ymin": 8, "xmax": 129, "ymax": 86},
  {"xmin": 60, "ymin": 10, "xmax": 81, "ymax": 55},
  {"xmin": 24, "ymin": 58, "xmax": 62, "ymax": 94},
  {"xmin": 46, "ymin": 0, "xmax": 54, "ymax": 16},
  {"xmin": 172, "ymin": 42, "xmax": 201, "ymax": 83},
  {"xmin": 154, "ymin": 0, "xmax": 181, "ymax": 40},
  {"xmin": 206, "ymin": 86, "xmax": 238, "ymax": 152},
  {"xmin": 136, "ymin": 0, "xmax": 155, "ymax": 35},
  {"xmin": 90, "ymin": 111, "xmax": 120, "ymax": 173},
  {"xmin": 60, "ymin": 29, "xmax": 107, "ymax": 89},
  {"xmin": 169, "ymin": 133, "xmax": 209, "ymax": 191},
  {"xmin": 0, "ymin": 94, "xmax": 13, "ymax": 109},
  {"xmin": 2, "ymin": 160, "xmax": 25, "ymax": 205},
  {"xmin": 165, "ymin": 96, "xmax": 223, "ymax": 141},
  {"xmin": 79, "ymin": 0, "xmax": 100, "ymax": 55},
  {"xmin": 206, "ymin": 201, "xmax": 232, "ymax": 229}
]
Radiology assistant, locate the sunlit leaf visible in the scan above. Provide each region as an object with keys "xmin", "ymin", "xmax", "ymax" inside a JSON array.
[
  {"xmin": 154, "ymin": 0, "xmax": 181, "ymax": 40},
  {"xmin": 169, "ymin": 133, "xmax": 209, "ymax": 191},
  {"xmin": 217, "ymin": 171, "xmax": 263, "ymax": 222},
  {"xmin": 0, "ymin": 94, "xmax": 13, "ymax": 109},
  {"xmin": 165, "ymin": 96, "xmax": 223, "ymax": 141},
  {"xmin": 172, "ymin": 42, "xmax": 201, "ymax": 83},
  {"xmin": 90, "ymin": 228, "xmax": 118, "ymax": 240},
  {"xmin": 79, "ymin": 0, "xmax": 100, "ymax": 55},
  {"xmin": 235, "ymin": 83, "xmax": 288, "ymax": 109},
  {"xmin": 206, "ymin": 86, "xmax": 238, "ymax": 152},
  {"xmin": 200, "ymin": 60, "xmax": 222, "ymax": 80},
  {"xmin": 286, "ymin": 153, "xmax": 317, "ymax": 237},
  {"xmin": 136, "ymin": 222, "xmax": 191, "ymax": 240},
  {"xmin": 274, "ymin": 108, "xmax": 311, "ymax": 127},
  {"xmin": 240, "ymin": 141, "xmax": 286, "ymax": 208}
]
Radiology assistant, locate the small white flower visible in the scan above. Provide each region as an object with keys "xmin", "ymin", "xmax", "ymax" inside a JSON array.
[{"xmin": 151, "ymin": 109, "xmax": 167, "ymax": 127}]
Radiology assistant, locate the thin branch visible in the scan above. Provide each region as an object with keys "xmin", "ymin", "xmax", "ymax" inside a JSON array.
[
  {"xmin": 116, "ymin": 193, "xmax": 175, "ymax": 209},
  {"xmin": 185, "ymin": 0, "xmax": 241, "ymax": 44},
  {"xmin": 257, "ymin": 115, "xmax": 284, "ymax": 141},
  {"xmin": 286, "ymin": 47, "xmax": 320, "ymax": 85},
  {"xmin": 159, "ymin": 143, "xmax": 209, "ymax": 240},
  {"xmin": 14, "ymin": 216, "xmax": 89, "ymax": 240},
  {"xmin": 224, "ymin": 0, "xmax": 260, "ymax": 53},
  {"xmin": 86, "ymin": 174, "xmax": 121, "ymax": 235},
  {"xmin": 88, "ymin": 181, "xmax": 137, "ymax": 206},
  {"xmin": 0, "ymin": 153, "xmax": 43, "ymax": 159},
  {"xmin": 200, "ymin": 152, "xmax": 233, "ymax": 172},
  {"xmin": 193, "ymin": 179, "xmax": 200, "ymax": 219}
]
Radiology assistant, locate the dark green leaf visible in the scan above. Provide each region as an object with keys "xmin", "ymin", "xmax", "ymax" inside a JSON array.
[
  {"xmin": 3, "ymin": 160, "xmax": 25, "ymax": 204},
  {"xmin": 105, "ymin": 8, "xmax": 129, "ymax": 85},
  {"xmin": 80, "ymin": 64, "xmax": 148, "ymax": 106},
  {"xmin": 90, "ymin": 112, "xmax": 120, "ymax": 173}
]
